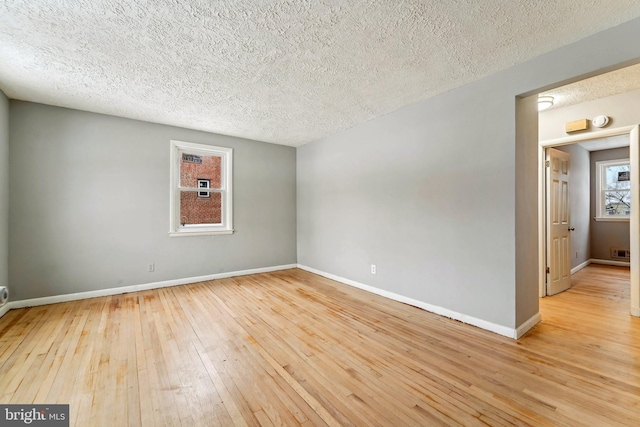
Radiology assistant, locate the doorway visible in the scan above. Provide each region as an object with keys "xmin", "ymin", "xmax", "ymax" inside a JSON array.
[{"xmin": 539, "ymin": 125, "xmax": 640, "ymax": 316}]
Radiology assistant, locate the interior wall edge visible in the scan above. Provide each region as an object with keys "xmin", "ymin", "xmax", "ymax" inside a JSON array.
[{"xmin": 515, "ymin": 312, "xmax": 542, "ymax": 339}]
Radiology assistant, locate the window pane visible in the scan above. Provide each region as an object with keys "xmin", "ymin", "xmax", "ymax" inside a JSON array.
[
  {"xmin": 604, "ymin": 190, "xmax": 631, "ymax": 216},
  {"xmin": 180, "ymin": 191, "xmax": 222, "ymax": 225},
  {"xmin": 605, "ymin": 165, "xmax": 630, "ymax": 190},
  {"xmin": 180, "ymin": 153, "xmax": 222, "ymax": 189}
]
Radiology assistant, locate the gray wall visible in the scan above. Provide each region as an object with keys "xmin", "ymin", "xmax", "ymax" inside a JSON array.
[
  {"xmin": 557, "ymin": 144, "xmax": 591, "ymax": 269},
  {"xmin": 590, "ymin": 147, "xmax": 631, "ymax": 260},
  {"xmin": 9, "ymin": 102, "xmax": 297, "ymax": 301},
  {"xmin": 0, "ymin": 91, "xmax": 8, "ymax": 295},
  {"xmin": 298, "ymin": 17, "xmax": 640, "ymax": 330},
  {"xmin": 298, "ymin": 83, "xmax": 516, "ymax": 327}
]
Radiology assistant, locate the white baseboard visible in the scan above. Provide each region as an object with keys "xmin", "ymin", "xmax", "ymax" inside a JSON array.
[
  {"xmin": 0, "ymin": 264, "xmax": 297, "ymax": 316},
  {"xmin": 0, "ymin": 303, "xmax": 10, "ymax": 318},
  {"xmin": 590, "ymin": 258, "xmax": 631, "ymax": 267},
  {"xmin": 571, "ymin": 260, "xmax": 591, "ymax": 275},
  {"xmin": 570, "ymin": 259, "xmax": 630, "ymax": 275},
  {"xmin": 297, "ymin": 264, "xmax": 522, "ymax": 339},
  {"xmin": 515, "ymin": 312, "xmax": 541, "ymax": 338},
  {"xmin": 631, "ymin": 306, "xmax": 640, "ymax": 317}
]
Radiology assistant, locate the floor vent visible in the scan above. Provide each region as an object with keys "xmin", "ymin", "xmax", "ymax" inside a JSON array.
[{"xmin": 611, "ymin": 248, "xmax": 630, "ymax": 259}]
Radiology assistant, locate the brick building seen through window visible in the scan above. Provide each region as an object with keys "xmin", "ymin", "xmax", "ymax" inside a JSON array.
[{"xmin": 180, "ymin": 154, "xmax": 222, "ymax": 225}]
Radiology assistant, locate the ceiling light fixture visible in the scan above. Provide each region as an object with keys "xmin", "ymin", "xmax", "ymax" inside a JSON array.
[{"xmin": 538, "ymin": 95, "xmax": 554, "ymax": 111}]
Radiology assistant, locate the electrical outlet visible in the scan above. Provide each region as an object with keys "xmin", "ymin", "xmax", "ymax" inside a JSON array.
[
  {"xmin": 371, "ymin": 264, "xmax": 376, "ymax": 274},
  {"xmin": 148, "ymin": 263, "xmax": 155, "ymax": 272}
]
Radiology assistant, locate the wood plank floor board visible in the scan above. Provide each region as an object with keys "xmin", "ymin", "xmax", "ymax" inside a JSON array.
[
  {"xmin": 218, "ymin": 342, "xmax": 295, "ymax": 426},
  {"xmin": 281, "ymin": 360, "xmax": 371, "ymax": 427},
  {"xmin": 174, "ymin": 290, "xmax": 250, "ymax": 427},
  {"xmin": 1, "ymin": 265, "xmax": 639, "ymax": 426},
  {"xmin": 212, "ymin": 281, "xmax": 425, "ymax": 426},
  {"xmin": 35, "ymin": 301, "xmax": 90, "ymax": 404},
  {"xmin": 267, "ymin": 297, "xmax": 566, "ymax": 426}
]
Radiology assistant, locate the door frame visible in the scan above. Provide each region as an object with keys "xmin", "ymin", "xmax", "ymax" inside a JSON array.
[{"xmin": 538, "ymin": 124, "xmax": 640, "ymax": 317}]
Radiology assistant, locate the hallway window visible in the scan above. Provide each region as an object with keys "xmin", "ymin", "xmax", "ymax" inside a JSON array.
[{"xmin": 596, "ymin": 158, "xmax": 630, "ymax": 220}]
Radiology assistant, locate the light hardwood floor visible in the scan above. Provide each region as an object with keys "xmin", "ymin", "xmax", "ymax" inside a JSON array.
[{"xmin": 0, "ymin": 265, "xmax": 639, "ymax": 426}]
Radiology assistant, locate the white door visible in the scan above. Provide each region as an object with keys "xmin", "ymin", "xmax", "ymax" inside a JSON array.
[{"xmin": 546, "ymin": 148, "xmax": 572, "ymax": 296}]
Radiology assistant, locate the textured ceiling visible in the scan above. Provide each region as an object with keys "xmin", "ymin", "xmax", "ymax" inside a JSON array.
[
  {"xmin": 2, "ymin": 1, "xmax": 640, "ymax": 146},
  {"xmin": 541, "ymin": 63, "xmax": 640, "ymax": 111}
]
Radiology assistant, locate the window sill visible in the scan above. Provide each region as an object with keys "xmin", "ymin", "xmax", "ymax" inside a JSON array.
[
  {"xmin": 594, "ymin": 217, "xmax": 630, "ymax": 222},
  {"xmin": 169, "ymin": 229, "xmax": 234, "ymax": 237}
]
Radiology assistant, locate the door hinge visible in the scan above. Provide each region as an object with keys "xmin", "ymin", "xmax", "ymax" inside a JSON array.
[
  {"xmin": 545, "ymin": 160, "xmax": 550, "ymax": 167},
  {"xmin": 546, "ymin": 266, "xmax": 550, "ymax": 274}
]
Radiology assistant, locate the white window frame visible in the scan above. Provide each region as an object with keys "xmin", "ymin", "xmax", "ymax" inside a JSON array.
[
  {"xmin": 169, "ymin": 140, "xmax": 233, "ymax": 236},
  {"xmin": 595, "ymin": 158, "xmax": 630, "ymax": 222}
]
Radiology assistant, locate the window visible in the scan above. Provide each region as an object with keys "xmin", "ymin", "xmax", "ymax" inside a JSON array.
[
  {"xmin": 197, "ymin": 179, "xmax": 210, "ymax": 198},
  {"xmin": 595, "ymin": 158, "xmax": 630, "ymax": 221},
  {"xmin": 170, "ymin": 140, "xmax": 233, "ymax": 236}
]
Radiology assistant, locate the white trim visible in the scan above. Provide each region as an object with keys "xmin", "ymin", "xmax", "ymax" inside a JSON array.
[
  {"xmin": 538, "ymin": 140, "xmax": 546, "ymax": 297},
  {"xmin": 0, "ymin": 264, "xmax": 297, "ymax": 315},
  {"xmin": 595, "ymin": 158, "xmax": 630, "ymax": 220},
  {"xmin": 541, "ymin": 125, "xmax": 637, "ymax": 146},
  {"xmin": 630, "ymin": 125, "xmax": 640, "ymax": 316},
  {"xmin": 297, "ymin": 264, "xmax": 521, "ymax": 339},
  {"xmin": 571, "ymin": 260, "xmax": 592, "ymax": 275},
  {"xmin": 169, "ymin": 229, "xmax": 234, "ymax": 237},
  {"xmin": 515, "ymin": 312, "xmax": 541, "ymax": 339},
  {"xmin": 590, "ymin": 258, "xmax": 631, "ymax": 268},
  {"xmin": 631, "ymin": 306, "xmax": 640, "ymax": 317},
  {"xmin": 594, "ymin": 217, "xmax": 630, "ymax": 222}
]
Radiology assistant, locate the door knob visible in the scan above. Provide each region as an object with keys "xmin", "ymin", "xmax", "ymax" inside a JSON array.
[{"xmin": 568, "ymin": 227, "xmax": 575, "ymax": 231}]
